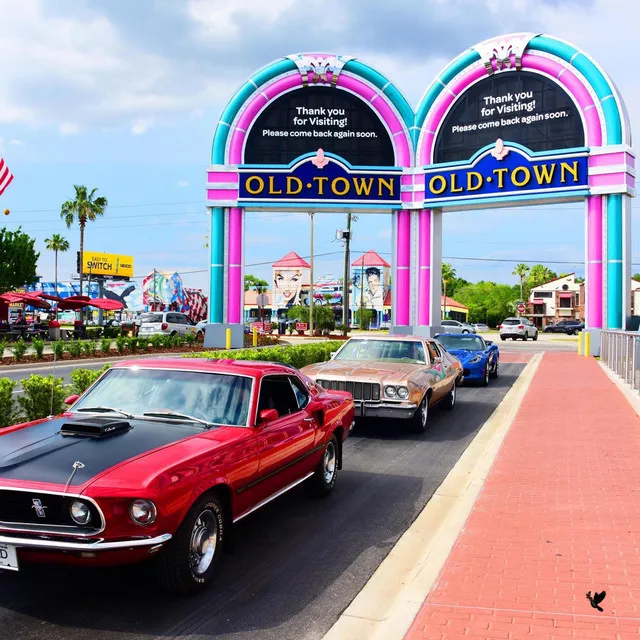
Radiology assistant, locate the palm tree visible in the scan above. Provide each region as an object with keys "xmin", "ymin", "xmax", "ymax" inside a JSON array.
[
  {"xmin": 60, "ymin": 186, "xmax": 108, "ymax": 301},
  {"xmin": 44, "ymin": 234, "xmax": 70, "ymax": 297},
  {"xmin": 441, "ymin": 263, "xmax": 457, "ymax": 319},
  {"xmin": 513, "ymin": 263, "xmax": 530, "ymax": 301}
]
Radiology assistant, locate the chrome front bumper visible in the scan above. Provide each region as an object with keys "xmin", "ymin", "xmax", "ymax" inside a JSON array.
[
  {"xmin": 354, "ymin": 401, "xmax": 418, "ymax": 420},
  {"xmin": 0, "ymin": 533, "xmax": 172, "ymax": 552}
]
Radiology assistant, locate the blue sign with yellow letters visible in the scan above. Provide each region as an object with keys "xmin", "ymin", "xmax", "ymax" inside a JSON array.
[
  {"xmin": 423, "ymin": 141, "xmax": 589, "ymax": 208},
  {"xmin": 238, "ymin": 151, "xmax": 402, "ymax": 207}
]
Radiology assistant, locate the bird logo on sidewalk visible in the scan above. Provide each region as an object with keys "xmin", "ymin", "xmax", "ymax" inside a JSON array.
[{"xmin": 586, "ymin": 590, "xmax": 606, "ymax": 612}]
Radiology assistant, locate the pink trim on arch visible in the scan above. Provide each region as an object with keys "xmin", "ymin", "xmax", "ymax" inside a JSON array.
[
  {"xmin": 227, "ymin": 207, "xmax": 243, "ymax": 324},
  {"xmin": 227, "ymin": 74, "xmax": 412, "ymax": 167},
  {"xmin": 589, "ymin": 172, "xmax": 628, "ymax": 188},
  {"xmin": 419, "ymin": 52, "xmax": 605, "ymax": 164},
  {"xmin": 207, "ymin": 189, "xmax": 238, "ymax": 201},
  {"xmin": 418, "ymin": 209, "xmax": 432, "ymax": 326},
  {"xmin": 587, "ymin": 196, "xmax": 603, "ymax": 328},
  {"xmin": 395, "ymin": 211, "xmax": 411, "ymax": 325},
  {"xmin": 588, "ymin": 152, "xmax": 627, "ymax": 168},
  {"xmin": 207, "ymin": 171, "xmax": 239, "ymax": 183}
]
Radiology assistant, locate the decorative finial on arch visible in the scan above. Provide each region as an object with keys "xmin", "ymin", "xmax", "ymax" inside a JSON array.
[
  {"xmin": 490, "ymin": 139, "xmax": 509, "ymax": 161},
  {"xmin": 311, "ymin": 149, "xmax": 329, "ymax": 168},
  {"xmin": 473, "ymin": 33, "xmax": 540, "ymax": 75},
  {"xmin": 286, "ymin": 54, "xmax": 355, "ymax": 87}
]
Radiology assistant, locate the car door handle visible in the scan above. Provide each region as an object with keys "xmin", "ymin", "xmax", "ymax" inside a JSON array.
[{"xmin": 302, "ymin": 417, "xmax": 315, "ymax": 423}]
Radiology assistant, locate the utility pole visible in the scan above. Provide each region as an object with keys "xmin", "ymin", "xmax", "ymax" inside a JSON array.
[
  {"xmin": 341, "ymin": 213, "xmax": 352, "ymax": 327},
  {"xmin": 309, "ymin": 212, "xmax": 314, "ymax": 336}
]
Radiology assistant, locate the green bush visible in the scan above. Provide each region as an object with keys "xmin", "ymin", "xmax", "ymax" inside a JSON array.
[
  {"xmin": 187, "ymin": 341, "xmax": 343, "ymax": 369},
  {"xmin": 18, "ymin": 374, "xmax": 66, "ymax": 421},
  {"xmin": 171, "ymin": 334, "xmax": 185, "ymax": 348},
  {"xmin": 128, "ymin": 337, "xmax": 138, "ymax": 353},
  {"xmin": 0, "ymin": 338, "xmax": 8, "ymax": 359},
  {"xmin": 103, "ymin": 325, "xmax": 121, "ymax": 339},
  {"xmin": 137, "ymin": 336, "xmax": 150, "ymax": 351},
  {"xmin": 0, "ymin": 378, "xmax": 16, "ymax": 427},
  {"xmin": 115, "ymin": 335, "xmax": 128, "ymax": 354},
  {"xmin": 69, "ymin": 365, "xmax": 109, "ymax": 395},
  {"xmin": 32, "ymin": 337, "xmax": 46, "ymax": 360},
  {"xmin": 100, "ymin": 338, "xmax": 112, "ymax": 354},
  {"xmin": 85, "ymin": 326, "xmax": 103, "ymax": 339},
  {"xmin": 12, "ymin": 338, "xmax": 27, "ymax": 361},
  {"xmin": 185, "ymin": 333, "xmax": 196, "ymax": 346},
  {"xmin": 82, "ymin": 340, "xmax": 97, "ymax": 357},
  {"xmin": 336, "ymin": 324, "xmax": 351, "ymax": 337},
  {"xmin": 150, "ymin": 334, "xmax": 164, "ymax": 349},
  {"xmin": 66, "ymin": 340, "xmax": 82, "ymax": 358},
  {"xmin": 53, "ymin": 339, "xmax": 65, "ymax": 359}
]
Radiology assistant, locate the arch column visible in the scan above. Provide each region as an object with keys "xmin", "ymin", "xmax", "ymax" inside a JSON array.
[
  {"xmin": 392, "ymin": 209, "xmax": 411, "ymax": 327},
  {"xmin": 226, "ymin": 206, "xmax": 245, "ymax": 324}
]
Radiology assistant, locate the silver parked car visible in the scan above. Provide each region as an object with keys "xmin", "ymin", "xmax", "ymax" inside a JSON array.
[
  {"xmin": 137, "ymin": 312, "xmax": 202, "ymax": 338},
  {"xmin": 441, "ymin": 319, "xmax": 476, "ymax": 334},
  {"xmin": 472, "ymin": 323, "xmax": 490, "ymax": 332},
  {"xmin": 499, "ymin": 317, "xmax": 538, "ymax": 341}
]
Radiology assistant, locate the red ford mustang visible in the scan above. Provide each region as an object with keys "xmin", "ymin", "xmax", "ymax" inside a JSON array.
[{"xmin": 0, "ymin": 358, "xmax": 354, "ymax": 594}]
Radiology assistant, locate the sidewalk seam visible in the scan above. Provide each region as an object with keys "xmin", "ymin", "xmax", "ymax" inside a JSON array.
[{"xmin": 321, "ymin": 353, "xmax": 543, "ymax": 640}]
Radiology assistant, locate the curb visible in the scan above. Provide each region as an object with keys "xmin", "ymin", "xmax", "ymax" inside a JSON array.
[
  {"xmin": 598, "ymin": 360, "xmax": 640, "ymax": 417},
  {"xmin": 321, "ymin": 352, "xmax": 543, "ymax": 640}
]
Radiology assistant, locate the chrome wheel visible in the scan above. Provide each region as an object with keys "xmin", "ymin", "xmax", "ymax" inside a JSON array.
[
  {"xmin": 323, "ymin": 440, "xmax": 337, "ymax": 484},
  {"xmin": 484, "ymin": 366, "xmax": 490, "ymax": 386},
  {"xmin": 189, "ymin": 509, "xmax": 218, "ymax": 576},
  {"xmin": 420, "ymin": 397, "xmax": 428, "ymax": 426}
]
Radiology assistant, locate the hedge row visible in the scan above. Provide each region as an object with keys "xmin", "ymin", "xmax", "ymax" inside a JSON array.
[
  {"xmin": 185, "ymin": 341, "xmax": 344, "ymax": 369},
  {"xmin": 0, "ymin": 365, "xmax": 111, "ymax": 427}
]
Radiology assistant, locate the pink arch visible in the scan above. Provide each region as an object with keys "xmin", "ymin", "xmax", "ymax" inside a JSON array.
[
  {"xmin": 419, "ymin": 53, "xmax": 604, "ymax": 165},
  {"xmin": 225, "ymin": 71, "xmax": 413, "ymax": 325},
  {"xmin": 228, "ymin": 75, "xmax": 412, "ymax": 165},
  {"xmin": 417, "ymin": 52, "xmax": 605, "ymax": 329}
]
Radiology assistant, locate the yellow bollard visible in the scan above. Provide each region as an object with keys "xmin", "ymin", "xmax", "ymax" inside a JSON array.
[
  {"xmin": 253, "ymin": 326, "xmax": 258, "ymax": 347},
  {"xmin": 585, "ymin": 331, "xmax": 590, "ymax": 357},
  {"xmin": 226, "ymin": 328, "xmax": 231, "ymax": 350},
  {"xmin": 577, "ymin": 331, "xmax": 583, "ymax": 356}
]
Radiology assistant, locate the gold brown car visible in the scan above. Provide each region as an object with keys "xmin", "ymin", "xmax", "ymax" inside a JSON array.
[{"xmin": 301, "ymin": 335, "xmax": 463, "ymax": 432}]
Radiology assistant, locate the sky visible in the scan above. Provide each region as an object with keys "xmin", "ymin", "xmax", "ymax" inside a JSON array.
[{"xmin": 0, "ymin": 0, "xmax": 639, "ymax": 293}]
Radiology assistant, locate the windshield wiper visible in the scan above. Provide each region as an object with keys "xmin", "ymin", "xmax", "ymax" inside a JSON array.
[
  {"xmin": 75, "ymin": 407, "xmax": 136, "ymax": 419},
  {"xmin": 142, "ymin": 411, "xmax": 214, "ymax": 428}
]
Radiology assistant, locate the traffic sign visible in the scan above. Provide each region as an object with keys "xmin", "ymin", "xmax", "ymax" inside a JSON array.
[{"xmin": 517, "ymin": 303, "xmax": 526, "ymax": 314}]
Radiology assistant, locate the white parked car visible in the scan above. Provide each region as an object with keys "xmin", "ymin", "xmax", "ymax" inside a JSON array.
[
  {"xmin": 472, "ymin": 323, "xmax": 490, "ymax": 332},
  {"xmin": 137, "ymin": 311, "xmax": 202, "ymax": 338},
  {"xmin": 441, "ymin": 319, "xmax": 476, "ymax": 334},
  {"xmin": 499, "ymin": 317, "xmax": 538, "ymax": 341}
]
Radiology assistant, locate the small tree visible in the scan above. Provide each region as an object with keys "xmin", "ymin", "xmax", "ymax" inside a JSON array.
[
  {"xmin": 0, "ymin": 228, "xmax": 40, "ymax": 294},
  {"xmin": 512, "ymin": 263, "xmax": 530, "ymax": 302},
  {"xmin": 44, "ymin": 234, "xmax": 70, "ymax": 298},
  {"xmin": 355, "ymin": 307, "xmax": 375, "ymax": 330},
  {"xmin": 441, "ymin": 263, "xmax": 457, "ymax": 319},
  {"xmin": 244, "ymin": 274, "xmax": 269, "ymax": 291}
]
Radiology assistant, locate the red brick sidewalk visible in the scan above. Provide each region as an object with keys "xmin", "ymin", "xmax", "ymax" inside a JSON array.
[{"xmin": 405, "ymin": 353, "xmax": 640, "ymax": 639}]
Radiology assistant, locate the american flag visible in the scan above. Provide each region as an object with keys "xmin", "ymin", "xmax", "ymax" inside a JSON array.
[
  {"xmin": 0, "ymin": 158, "xmax": 14, "ymax": 196},
  {"xmin": 184, "ymin": 288, "xmax": 207, "ymax": 323}
]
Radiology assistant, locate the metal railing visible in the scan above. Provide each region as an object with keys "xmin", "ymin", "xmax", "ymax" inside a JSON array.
[{"xmin": 601, "ymin": 330, "xmax": 640, "ymax": 391}]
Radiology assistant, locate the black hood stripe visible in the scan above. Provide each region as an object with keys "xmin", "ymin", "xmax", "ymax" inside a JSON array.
[{"xmin": 0, "ymin": 417, "xmax": 201, "ymax": 487}]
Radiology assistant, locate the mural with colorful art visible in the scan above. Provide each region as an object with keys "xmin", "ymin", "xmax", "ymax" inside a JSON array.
[
  {"xmin": 206, "ymin": 34, "xmax": 634, "ymax": 354},
  {"xmin": 271, "ymin": 252, "xmax": 310, "ymax": 311}
]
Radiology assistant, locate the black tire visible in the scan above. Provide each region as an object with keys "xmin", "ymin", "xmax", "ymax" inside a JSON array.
[
  {"xmin": 481, "ymin": 365, "xmax": 490, "ymax": 386},
  {"xmin": 462, "ymin": 329, "xmax": 470, "ymax": 334},
  {"xmin": 410, "ymin": 394, "xmax": 429, "ymax": 433},
  {"xmin": 170, "ymin": 331, "xmax": 177, "ymax": 337},
  {"xmin": 155, "ymin": 493, "xmax": 226, "ymax": 596},
  {"xmin": 307, "ymin": 435, "xmax": 339, "ymax": 498},
  {"xmin": 512, "ymin": 337, "xmax": 517, "ymax": 341},
  {"xmin": 500, "ymin": 336, "xmax": 506, "ymax": 341},
  {"xmin": 442, "ymin": 380, "xmax": 456, "ymax": 409},
  {"xmin": 533, "ymin": 332, "xmax": 538, "ymax": 341},
  {"xmin": 490, "ymin": 360, "xmax": 499, "ymax": 379},
  {"xmin": 522, "ymin": 334, "xmax": 528, "ymax": 341}
]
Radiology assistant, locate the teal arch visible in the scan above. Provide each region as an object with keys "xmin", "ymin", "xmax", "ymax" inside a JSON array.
[
  {"xmin": 210, "ymin": 56, "xmax": 415, "ymax": 165},
  {"xmin": 414, "ymin": 34, "xmax": 630, "ymax": 330}
]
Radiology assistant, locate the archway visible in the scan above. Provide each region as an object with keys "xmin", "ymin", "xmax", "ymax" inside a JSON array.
[
  {"xmin": 412, "ymin": 33, "xmax": 634, "ymax": 355},
  {"xmin": 205, "ymin": 54, "xmax": 413, "ymax": 346}
]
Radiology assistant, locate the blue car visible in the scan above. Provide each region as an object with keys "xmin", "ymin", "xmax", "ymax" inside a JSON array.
[{"xmin": 435, "ymin": 333, "xmax": 499, "ymax": 386}]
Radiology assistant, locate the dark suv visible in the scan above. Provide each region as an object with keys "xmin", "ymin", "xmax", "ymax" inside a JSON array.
[{"xmin": 543, "ymin": 319, "xmax": 584, "ymax": 335}]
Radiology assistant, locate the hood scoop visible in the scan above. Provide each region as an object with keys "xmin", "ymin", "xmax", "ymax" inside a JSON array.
[{"xmin": 60, "ymin": 417, "xmax": 133, "ymax": 439}]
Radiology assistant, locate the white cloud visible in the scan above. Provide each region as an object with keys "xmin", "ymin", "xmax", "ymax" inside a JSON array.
[
  {"xmin": 176, "ymin": 180, "xmax": 190, "ymax": 188},
  {"xmin": 8, "ymin": 139, "xmax": 23, "ymax": 146},
  {"xmin": 60, "ymin": 122, "xmax": 80, "ymax": 135},
  {"xmin": 131, "ymin": 118, "xmax": 153, "ymax": 135}
]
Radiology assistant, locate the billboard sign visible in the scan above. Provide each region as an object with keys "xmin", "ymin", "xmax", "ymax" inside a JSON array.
[{"xmin": 81, "ymin": 251, "xmax": 134, "ymax": 278}]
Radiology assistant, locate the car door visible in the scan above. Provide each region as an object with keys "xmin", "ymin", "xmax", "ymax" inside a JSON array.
[
  {"xmin": 253, "ymin": 374, "xmax": 318, "ymax": 502},
  {"xmin": 425, "ymin": 340, "xmax": 447, "ymax": 401}
]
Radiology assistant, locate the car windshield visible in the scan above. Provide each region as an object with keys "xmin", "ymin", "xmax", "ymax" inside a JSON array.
[
  {"xmin": 438, "ymin": 335, "xmax": 485, "ymax": 351},
  {"xmin": 139, "ymin": 313, "xmax": 163, "ymax": 323},
  {"xmin": 334, "ymin": 339, "xmax": 426, "ymax": 364},
  {"xmin": 71, "ymin": 368, "xmax": 253, "ymax": 427}
]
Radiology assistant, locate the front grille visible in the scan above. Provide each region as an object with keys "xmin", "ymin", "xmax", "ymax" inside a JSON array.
[
  {"xmin": 316, "ymin": 379, "xmax": 381, "ymax": 401},
  {"xmin": 0, "ymin": 489, "xmax": 102, "ymax": 535}
]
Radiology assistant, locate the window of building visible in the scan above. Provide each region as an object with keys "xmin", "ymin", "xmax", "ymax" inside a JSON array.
[
  {"xmin": 559, "ymin": 297, "xmax": 572, "ymax": 308},
  {"xmin": 533, "ymin": 291, "xmax": 553, "ymax": 298}
]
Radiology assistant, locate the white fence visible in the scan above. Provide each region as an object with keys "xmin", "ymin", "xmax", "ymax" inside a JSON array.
[{"xmin": 601, "ymin": 330, "xmax": 640, "ymax": 391}]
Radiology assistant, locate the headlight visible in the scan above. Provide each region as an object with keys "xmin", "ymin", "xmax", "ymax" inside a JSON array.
[
  {"xmin": 129, "ymin": 499, "xmax": 157, "ymax": 525},
  {"xmin": 396, "ymin": 387, "xmax": 409, "ymax": 399},
  {"xmin": 69, "ymin": 500, "xmax": 92, "ymax": 525},
  {"xmin": 469, "ymin": 354, "xmax": 483, "ymax": 364},
  {"xmin": 384, "ymin": 385, "xmax": 397, "ymax": 398}
]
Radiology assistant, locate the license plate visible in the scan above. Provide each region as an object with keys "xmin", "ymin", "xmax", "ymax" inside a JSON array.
[{"xmin": 0, "ymin": 544, "xmax": 19, "ymax": 571}]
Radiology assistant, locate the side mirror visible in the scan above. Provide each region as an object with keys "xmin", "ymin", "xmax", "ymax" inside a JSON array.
[
  {"xmin": 485, "ymin": 340, "xmax": 493, "ymax": 345},
  {"xmin": 330, "ymin": 351, "xmax": 337, "ymax": 359},
  {"xmin": 258, "ymin": 408, "xmax": 279, "ymax": 423},
  {"xmin": 64, "ymin": 394, "xmax": 80, "ymax": 406}
]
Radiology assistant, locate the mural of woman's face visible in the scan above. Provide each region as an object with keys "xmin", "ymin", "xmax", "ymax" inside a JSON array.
[{"xmin": 275, "ymin": 270, "xmax": 302, "ymax": 305}]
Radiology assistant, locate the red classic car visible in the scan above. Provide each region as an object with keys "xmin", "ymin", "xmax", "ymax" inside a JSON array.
[{"xmin": 0, "ymin": 358, "xmax": 354, "ymax": 594}]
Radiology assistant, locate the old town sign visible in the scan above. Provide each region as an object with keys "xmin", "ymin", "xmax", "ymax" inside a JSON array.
[
  {"xmin": 238, "ymin": 150, "xmax": 402, "ymax": 208},
  {"xmin": 422, "ymin": 140, "xmax": 589, "ymax": 209}
]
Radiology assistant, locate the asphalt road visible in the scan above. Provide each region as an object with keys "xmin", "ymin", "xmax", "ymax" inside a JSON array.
[{"xmin": 0, "ymin": 362, "xmax": 525, "ymax": 640}]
